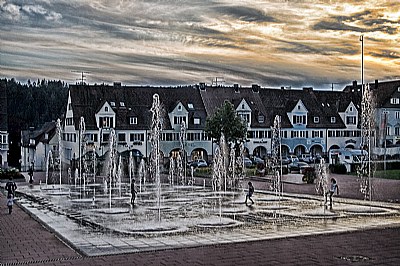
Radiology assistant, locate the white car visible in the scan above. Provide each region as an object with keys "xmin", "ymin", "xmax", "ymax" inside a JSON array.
[{"xmin": 190, "ymin": 159, "xmax": 208, "ymax": 168}]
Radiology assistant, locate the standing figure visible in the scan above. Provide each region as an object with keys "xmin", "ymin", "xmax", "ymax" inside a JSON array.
[
  {"xmin": 7, "ymin": 194, "xmax": 14, "ymax": 214},
  {"xmin": 326, "ymin": 178, "xmax": 339, "ymax": 209},
  {"xmin": 28, "ymin": 163, "xmax": 34, "ymax": 184},
  {"xmin": 131, "ymin": 180, "xmax": 137, "ymax": 206},
  {"xmin": 5, "ymin": 177, "xmax": 17, "ymax": 197},
  {"xmin": 245, "ymin": 181, "xmax": 255, "ymax": 205}
]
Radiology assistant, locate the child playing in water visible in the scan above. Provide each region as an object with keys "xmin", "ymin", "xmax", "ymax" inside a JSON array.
[
  {"xmin": 7, "ymin": 194, "xmax": 14, "ymax": 214},
  {"xmin": 245, "ymin": 181, "xmax": 255, "ymax": 205}
]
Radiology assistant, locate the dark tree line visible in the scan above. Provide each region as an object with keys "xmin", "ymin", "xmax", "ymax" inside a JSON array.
[{"xmin": 2, "ymin": 78, "xmax": 69, "ymax": 166}]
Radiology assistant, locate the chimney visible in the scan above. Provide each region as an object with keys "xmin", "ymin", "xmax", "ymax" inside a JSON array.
[
  {"xmin": 375, "ymin": 79, "xmax": 378, "ymax": 89},
  {"xmin": 252, "ymin": 84, "xmax": 260, "ymax": 93},
  {"xmin": 352, "ymin": 80, "xmax": 357, "ymax": 91},
  {"xmin": 234, "ymin": 84, "xmax": 239, "ymax": 93},
  {"xmin": 113, "ymin": 82, "xmax": 121, "ymax": 88},
  {"xmin": 303, "ymin": 87, "xmax": 313, "ymax": 92},
  {"xmin": 281, "ymin": 86, "xmax": 284, "ymax": 90}
]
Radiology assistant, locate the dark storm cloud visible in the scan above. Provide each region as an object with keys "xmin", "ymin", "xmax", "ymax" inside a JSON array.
[
  {"xmin": 213, "ymin": 5, "xmax": 277, "ymax": 23},
  {"xmin": 370, "ymin": 50, "xmax": 400, "ymax": 59},
  {"xmin": 277, "ymin": 40, "xmax": 358, "ymax": 56},
  {"xmin": 313, "ymin": 9, "xmax": 399, "ymax": 34}
]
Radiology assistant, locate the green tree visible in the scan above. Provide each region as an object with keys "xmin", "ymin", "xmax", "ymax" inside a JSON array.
[{"xmin": 204, "ymin": 100, "xmax": 247, "ymax": 146}]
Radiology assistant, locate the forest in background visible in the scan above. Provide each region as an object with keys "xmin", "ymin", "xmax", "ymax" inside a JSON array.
[{"xmin": 2, "ymin": 78, "xmax": 69, "ymax": 166}]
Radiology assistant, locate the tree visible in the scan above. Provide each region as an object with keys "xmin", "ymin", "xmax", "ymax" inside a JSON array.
[{"xmin": 204, "ymin": 100, "xmax": 247, "ymax": 146}]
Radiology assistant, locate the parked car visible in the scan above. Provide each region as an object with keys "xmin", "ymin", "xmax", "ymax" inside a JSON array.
[
  {"xmin": 252, "ymin": 156, "xmax": 264, "ymax": 165},
  {"xmin": 300, "ymin": 154, "xmax": 313, "ymax": 163},
  {"xmin": 279, "ymin": 156, "xmax": 291, "ymax": 165},
  {"xmin": 288, "ymin": 155, "xmax": 299, "ymax": 163},
  {"xmin": 189, "ymin": 159, "xmax": 208, "ymax": 168},
  {"xmin": 288, "ymin": 161, "xmax": 312, "ymax": 173},
  {"xmin": 243, "ymin": 157, "xmax": 253, "ymax": 167}
]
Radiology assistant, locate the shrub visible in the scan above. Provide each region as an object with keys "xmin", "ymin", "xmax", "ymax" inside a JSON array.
[
  {"xmin": 302, "ymin": 167, "xmax": 316, "ymax": 183},
  {"xmin": 329, "ymin": 164, "xmax": 347, "ymax": 174}
]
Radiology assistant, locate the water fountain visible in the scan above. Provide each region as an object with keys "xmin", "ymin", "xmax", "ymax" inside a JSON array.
[
  {"xmin": 358, "ymin": 84, "xmax": 375, "ymax": 200},
  {"xmin": 56, "ymin": 118, "xmax": 63, "ymax": 187},
  {"xmin": 13, "ymin": 94, "xmax": 400, "ymax": 257},
  {"xmin": 149, "ymin": 93, "xmax": 163, "ymax": 221}
]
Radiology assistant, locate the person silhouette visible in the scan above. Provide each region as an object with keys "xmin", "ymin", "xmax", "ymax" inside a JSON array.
[{"xmin": 245, "ymin": 181, "xmax": 255, "ymax": 205}]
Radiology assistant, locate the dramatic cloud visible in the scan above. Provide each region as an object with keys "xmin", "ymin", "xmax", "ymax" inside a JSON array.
[{"xmin": 0, "ymin": 0, "xmax": 399, "ymax": 89}]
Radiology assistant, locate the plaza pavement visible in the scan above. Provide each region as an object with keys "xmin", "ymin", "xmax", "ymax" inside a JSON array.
[{"xmin": 1, "ymin": 172, "xmax": 400, "ymax": 266}]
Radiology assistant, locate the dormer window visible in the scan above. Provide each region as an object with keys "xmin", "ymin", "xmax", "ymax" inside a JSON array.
[
  {"xmin": 314, "ymin": 117, "xmax": 319, "ymax": 123},
  {"xmin": 120, "ymin": 102, "xmax": 125, "ymax": 107},
  {"xmin": 174, "ymin": 116, "xmax": 186, "ymax": 125},
  {"xmin": 188, "ymin": 103, "xmax": 194, "ymax": 109},
  {"xmin": 258, "ymin": 115, "xmax": 265, "ymax": 124},
  {"xmin": 346, "ymin": 116, "xmax": 356, "ymax": 125},
  {"xmin": 110, "ymin": 102, "xmax": 115, "ymax": 107},
  {"xmin": 130, "ymin": 117, "xmax": 137, "ymax": 125},
  {"xmin": 293, "ymin": 115, "xmax": 306, "ymax": 125},
  {"xmin": 331, "ymin": 117, "xmax": 336, "ymax": 123}
]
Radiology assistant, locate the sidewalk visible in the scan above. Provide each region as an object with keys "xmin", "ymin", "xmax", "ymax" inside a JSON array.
[{"xmin": 1, "ymin": 175, "xmax": 400, "ymax": 265}]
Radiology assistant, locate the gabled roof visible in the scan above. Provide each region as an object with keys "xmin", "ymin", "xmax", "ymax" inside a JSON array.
[
  {"xmin": 21, "ymin": 121, "xmax": 56, "ymax": 147},
  {"xmin": 69, "ymin": 84, "xmax": 207, "ymax": 131},
  {"xmin": 200, "ymin": 86, "xmax": 269, "ymax": 128}
]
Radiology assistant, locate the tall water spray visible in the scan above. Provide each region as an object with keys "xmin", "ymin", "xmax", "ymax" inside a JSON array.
[
  {"xmin": 315, "ymin": 158, "xmax": 329, "ymax": 207},
  {"xmin": 107, "ymin": 129, "xmax": 118, "ymax": 208},
  {"xmin": 271, "ymin": 115, "xmax": 282, "ymax": 197},
  {"xmin": 56, "ymin": 119, "xmax": 63, "ymax": 187},
  {"xmin": 179, "ymin": 121, "xmax": 187, "ymax": 184},
  {"xmin": 45, "ymin": 150, "xmax": 53, "ymax": 186},
  {"xmin": 129, "ymin": 151, "xmax": 135, "ymax": 190},
  {"xmin": 212, "ymin": 145, "xmax": 223, "ymax": 191},
  {"xmin": 150, "ymin": 94, "xmax": 163, "ymax": 221},
  {"xmin": 79, "ymin": 117, "xmax": 86, "ymax": 190},
  {"xmin": 358, "ymin": 84, "xmax": 375, "ymax": 200}
]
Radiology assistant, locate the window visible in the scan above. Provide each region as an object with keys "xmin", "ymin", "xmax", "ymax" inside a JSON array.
[
  {"xmin": 66, "ymin": 118, "xmax": 73, "ymax": 126},
  {"xmin": 312, "ymin": 131, "xmax": 323, "ymax": 138},
  {"xmin": 110, "ymin": 102, "xmax": 115, "ymax": 107},
  {"xmin": 188, "ymin": 103, "xmax": 194, "ymax": 109},
  {"xmin": 396, "ymin": 111, "xmax": 400, "ymax": 120},
  {"xmin": 120, "ymin": 102, "xmax": 125, "ymax": 107},
  {"xmin": 346, "ymin": 116, "xmax": 356, "ymax": 125},
  {"xmin": 258, "ymin": 115, "xmax": 265, "ymax": 124},
  {"xmin": 314, "ymin": 117, "xmax": 319, "ymax": 123},
  {"xmin": 174, "ymin": 116, "xmax": 186, "ymax": 125},
  {"xmin": 349, "ymin": 106, "xmax": 353, "ymax": 112},
  {"xmin": 293, "ymin": 115, "xmax": 306, "ymax": 125},
  {"xmin": 238, "ymin": 113, "xmax": 250, "ymax": 124},
  {"xmin": 130, "ymin": 117, "xmax": 137, "ymax": 125},
  {"xmin": 130, "ymin": 133, "xmax": 144, "ymax": 142},
  {"xmin": 68, "ymin": 103, "xmax": 72, "ymax": 110},
  {"xmin": 331, "ymin": 117, "xmax": 336, "ymax": 123},
  {"xmin": 105, "ymin": 106, "xmax": 109, "ymax": 112},
  {"xmin": 102, "ymin": 133, "xmax": 110, "ymax": 142},
  {"xmin": 178, "ymin": 105, "xmax": 182, "ymax": 111},
  {"xmin": 390, "ymin": 98, "xmax": 400, "ymax": 104},
  {"xmin": 395, "ymin": 127, "xmax": 399, "ymax": 136},
  {"xmin": 118, "ymin": 133, "xmax": 126, "ymax": 142},
  {"xmin": 100, "ymin": 117, "xmax": 114, "ymax": 128},
  {"xmin": 194, "ymin": 118, "xmax": 200, "ymax": 125}
]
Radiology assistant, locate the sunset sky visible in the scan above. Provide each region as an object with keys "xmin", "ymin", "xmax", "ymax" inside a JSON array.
[{"xmin": 1, "ymin": 0, "xmax": 399, "ymax": 89}]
